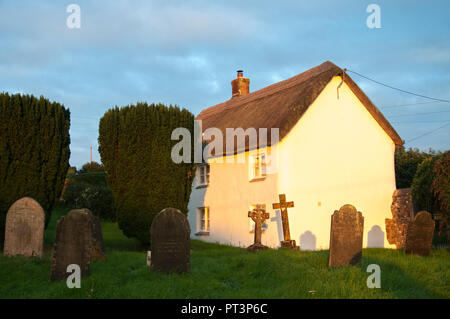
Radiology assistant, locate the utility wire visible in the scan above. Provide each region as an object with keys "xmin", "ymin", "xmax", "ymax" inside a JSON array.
[
  {"xmin": 387, "ymin": 110, "xmax": 450, "ymax": 118},
  {"xmin": 405, "ymin": 122, "xmax": 450, "ymax": 143},
  {"xmin": 392, "ymin": 120, "xmax": 450, "ymax": 124},
  {"xmin": 346, "ymin": 69, "xmax": 450, "ymax": 103},
  {"xmin": 347, "ymin": 69, "xmax": 450, "ymax": 142},
  {"xmin": 380, "ymin": 101, "xmax": 441, "ymax": 109}
]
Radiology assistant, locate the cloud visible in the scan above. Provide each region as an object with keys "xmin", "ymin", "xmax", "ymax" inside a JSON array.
[{"xmin": 1, "ymin": 0, "xmax": 449, "ymax": 167}]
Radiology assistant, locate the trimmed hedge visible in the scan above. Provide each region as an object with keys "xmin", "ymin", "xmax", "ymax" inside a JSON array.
[
  {"xmin": 98, "ymin": 103, "xmax": 194, "ymax": 244},
  {"xmin": 0, "ymin": 92, "xmax": 71, "ymax": 243}
]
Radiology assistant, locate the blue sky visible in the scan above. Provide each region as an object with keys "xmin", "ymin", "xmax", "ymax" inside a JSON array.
[{"xmin": 1, "ymin": 0, "xmax": 449, "ymax": 168}]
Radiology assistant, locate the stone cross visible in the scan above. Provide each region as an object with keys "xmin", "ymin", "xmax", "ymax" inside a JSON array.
[
  {"xmin": 247, "ymin": 207, "xmax": 270, "ymax": 252},
  {"xmin": 272, "ymin": 194, "xmax": 298, "ymax": 249}
]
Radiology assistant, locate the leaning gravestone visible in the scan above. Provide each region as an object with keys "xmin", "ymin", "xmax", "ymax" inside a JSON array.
[
  {"xmin": 150, "ymin": 207, "xmax": 190, "ymax": 273},
  {"xmin": 404, "ymin": 211, "xmax": 435, "ymax": 256},
  {"xmin": 85, "ymin": 210, "xmax": 107, "ymax": 261},
  {"xmin": 50, "ymin": 209, "xmax": 93, "ymax": 281},
  {"xmin": 3, "ymin": 197, "xmax": 45, "ymax": 258},
  {"xmin": 329, "ymin": 204, "xmax": 364, "ymax": 267}
]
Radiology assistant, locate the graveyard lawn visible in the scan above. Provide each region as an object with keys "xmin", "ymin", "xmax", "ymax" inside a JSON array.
[{"xmin": 0, "ymin": 206, "xmax": 449, "ymax": 299}]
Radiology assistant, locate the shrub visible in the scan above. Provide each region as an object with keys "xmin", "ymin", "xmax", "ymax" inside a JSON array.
[
  {"xmin": 411, "ymin": 156, "xmax": 440, "ymax": 214},
  {"xmin": 0, "ymin": 93, "xmax": 70, "ymax": 243},
  {"xmin": 395, "ymin": 147, "xmax": 436, "ymax": 189},
  {"xmin": 63, "ymin": 162, "xmax": 116, "ymax": 221},
  {"xmin": 432, "ymin": 151, "xmax": 450, "ymax": 215},
  {"xmin": 98, "ymin": 103, "xmax": 194, "ymax": 244}
]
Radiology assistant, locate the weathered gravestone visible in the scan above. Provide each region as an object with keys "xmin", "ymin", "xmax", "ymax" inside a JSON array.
[
  {"xmin": 3, "ymin": 197, "xmax": 45, "ymax": 258},
  {"xmin": 50, "ymin": 209, "xmax": 92, "ymax": 281},
  {"xmin": 404, "ymin": 211, "xmax": 435, "ymax": 256},
  {"xmin": 86, "ymin": 210, "xmax": 107, "ymax": 262},
  {"xmin": 329, "ymin": 204, "xmax": 364, "ymax": 267},
  {"xmin": 385, "ymin": 188, "xmax": 414, "ymax": 249},
  {"xmin": 150, "ymin": 208, "xmax": 190, "ymax": 273}
]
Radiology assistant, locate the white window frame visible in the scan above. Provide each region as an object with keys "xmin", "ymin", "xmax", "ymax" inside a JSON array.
[
  {"xmin": 197, "ymin": 207, "xmax": 210, "ymax": 233},
  {"xmin": 250, "ymin": 152, "xmax": 267, "ymax": 181},
  {"xmin": 197, "ymin": 164, "xmax": 210, "ymax": 187}
]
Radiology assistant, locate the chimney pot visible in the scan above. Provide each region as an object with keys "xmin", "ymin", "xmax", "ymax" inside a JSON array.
[{"xmin": 231, "ymin": 70, "xmax": 249, "ymax": 98}]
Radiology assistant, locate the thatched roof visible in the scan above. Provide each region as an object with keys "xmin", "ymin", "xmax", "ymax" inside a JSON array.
[{"xmin": 197, "ymin": 61, "xmax": 403, "ymax": 156}]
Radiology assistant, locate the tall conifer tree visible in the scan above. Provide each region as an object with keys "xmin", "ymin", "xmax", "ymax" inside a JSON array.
[
  {"xmin": 98, "ymin": 102, "xmax": 194, "ymax": 244},
  {"xmin": 0, "ymin": 93, "xmax": 71, "ymax": 243}
]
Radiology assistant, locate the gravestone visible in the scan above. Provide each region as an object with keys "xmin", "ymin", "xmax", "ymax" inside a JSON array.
[
  {"xmin": 86, "ymin": 211, "xmax": 107, "ymax": 261},
  {"xmin": 247, "ymin": 207, "xmax": 270, "ymax": 252},
  {"xmin": 404, "ymin": 211, "xmax": 435, "ymax": 256},
  {"xmin": 50, "ymin": 209, "xmax": 93, "ymax": 281},
  {"xmin": 272, "ymin": 194, "xmax": 298, "ymax": 249},
  {"xmin": 329, "ymin": 204, "xmax": 364, "ymax": 267},
  {"xmin": 385, "ymin": 188, "xmax": 414, "ymax": 249},
  {"xmin": 3, "ymin": 197, "xmax": 45, "ymax": 258},
  {"xmin": 150, "ymin": 208, "xmax": 190, "ymax": 273}
]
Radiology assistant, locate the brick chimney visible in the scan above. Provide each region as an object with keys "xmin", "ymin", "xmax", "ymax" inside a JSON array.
[{"xmin": 231, "ymin": 70, "xmax": 250, "ymax": 98}]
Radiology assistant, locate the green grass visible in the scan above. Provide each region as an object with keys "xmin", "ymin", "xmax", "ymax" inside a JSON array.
[{"xmin": 1, "ymin": 206, "xmax": 449, "ymax": 299}]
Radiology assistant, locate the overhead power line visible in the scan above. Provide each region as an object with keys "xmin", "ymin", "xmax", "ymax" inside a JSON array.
[
  {"xmin": 380, "ymin": 101, "xmax": 442, "ymax": 109},
  {"xmin": 392, "ymin": 121, "xmax": 450, "ymax": 124},
  {"xmin": 387, "ymin": 110, "xmax": 450, "ymax": 118},
  {"xmin": 346, "ymin": 69, "xmax": 450, "ymax": 104},
  {"xmin": 405, "ymin": 122, "xmax": 450, "ymax": 143}
]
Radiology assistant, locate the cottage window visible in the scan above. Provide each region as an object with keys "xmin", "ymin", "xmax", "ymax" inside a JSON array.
[
  {"xmin": 198, "ymin": 164, "xmax": 210, "ymax": 186},
  {"xmin": 251, "ymin": 153, "xmax": 266, "ymax": 180},
  {"xmin": 197, "ymin": 207, "xmax": 210, "ymax": 233}
]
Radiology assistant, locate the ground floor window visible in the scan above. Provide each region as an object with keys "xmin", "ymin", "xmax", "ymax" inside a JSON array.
[{"xmin": 197, "ymin": 207, "xmax": 210, "ymax": 233}]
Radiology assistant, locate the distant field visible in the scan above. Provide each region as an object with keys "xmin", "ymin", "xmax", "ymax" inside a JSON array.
[{"xmin": 0, "ymin": 206, "xmax": 448, "ymax": 299}]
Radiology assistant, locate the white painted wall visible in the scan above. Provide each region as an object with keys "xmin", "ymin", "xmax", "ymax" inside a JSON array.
[{"xmin": 188, "ymin": 76, "xmax": 397, "ymax": 250}]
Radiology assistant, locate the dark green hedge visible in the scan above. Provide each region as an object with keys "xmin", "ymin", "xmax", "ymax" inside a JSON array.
[
  {"xmin": 395, "ymin": 147, "xmax": 437, "ymax": 189},
  {"xmin": 411, "ymin": 156, "xmax": 440, "ymax": 213},
  {"xmin": 0, "ymin": 92, "xmax": 71, "ymax": 242},
  {"xmin": 98, "ymin": 103, "xmax": 194, "ymax": 244}
]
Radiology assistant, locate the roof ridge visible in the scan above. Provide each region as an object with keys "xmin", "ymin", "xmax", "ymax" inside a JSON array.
[{"xmin": 197, "ymin": 61, "xmax": 341, "ymax": 120}]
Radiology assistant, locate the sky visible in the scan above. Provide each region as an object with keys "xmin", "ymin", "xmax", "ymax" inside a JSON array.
[{"xmin": 1, "ymin": 0, "xmax": 449, "ymax": 168}]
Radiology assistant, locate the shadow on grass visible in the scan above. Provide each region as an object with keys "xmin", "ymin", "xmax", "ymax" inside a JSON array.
[{"xmin": 361, "ymin": 248, "xmax": 448, "ymax": 298}]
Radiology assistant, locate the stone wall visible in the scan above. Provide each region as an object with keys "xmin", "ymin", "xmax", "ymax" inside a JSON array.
[{"xmin": 385, "ymin": 188, "xmax": 414, "ymax": 249}]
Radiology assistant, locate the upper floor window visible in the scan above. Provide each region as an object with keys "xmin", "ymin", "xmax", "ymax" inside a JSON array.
[
  {"xmin": 250, "ymin": 153, "xmax": 266, "ymax": 180},
  {"xmin": 198, "ymin": 164, "xmax": 210, "ymax": 186}
]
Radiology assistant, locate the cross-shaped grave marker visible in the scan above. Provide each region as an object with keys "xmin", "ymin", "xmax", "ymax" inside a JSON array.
[
  {"xmin": 247, "ymin": 207, "xmax": 270, "ymax": 252},
  {"xmin": 272, "ymin": 194, "xmax": 298, "ymax": 249}
]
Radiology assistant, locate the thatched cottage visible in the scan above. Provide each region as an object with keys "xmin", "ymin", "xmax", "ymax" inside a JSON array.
[{"xmin": 187, "ymin": 61, "xmax": 403, "ymax": 250}]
